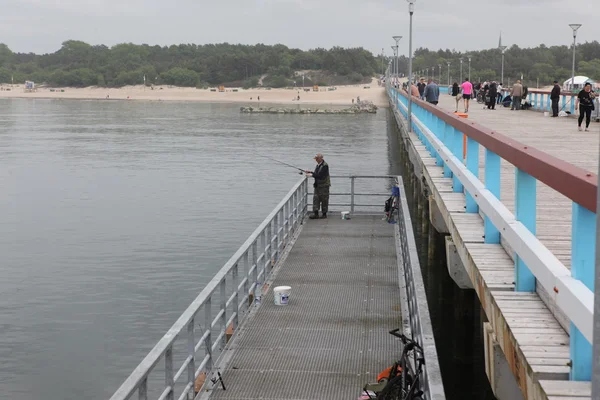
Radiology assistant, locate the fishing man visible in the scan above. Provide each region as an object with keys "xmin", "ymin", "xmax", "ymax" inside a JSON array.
[{"xmin": 304, "ymin": 153, "xmax": 330, "ymax": 219}]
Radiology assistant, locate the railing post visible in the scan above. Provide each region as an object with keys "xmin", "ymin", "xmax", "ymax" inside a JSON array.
[
  {"xmin": 350, "ymin": 176, "xmax": 355, "ymax": 214},
  {"xmin": 187, "ymin": 319, "xmax": 195, "ymax": 400},
  {"xmin": 232, "ymin": 263, "xmax": 239, "ymax": 329},
  {"xmin": 562, "ymin": 95, "xmax": 567, "ymax": 113},
  {"xmin": 442, "ymin": 122, "xmax": 452, "ymax": 178},
  {"xmin": 451, "ymin": 127, "xmax": 463, "ymax": 193},
  {"xmin": 570, "ymin": 202, "xmax": 596, "ymax": 381},
  {"xmin": 139, "ymin": 378, "xmax": 147, "ymax": 400},
  {"xmin": 243, "ymin": 250, "xmax": 249, "ymax": 300},
  {"xmin": 220, "ymin": 279, "xmax": 226, "ymax": 347},
  {"xmin": 273, "ymin": 213, "xmax": 279, "ymax": 261},
  {"xmin": 165, "ymin": 345, "xmax": 174, "ymax": 400},
  {"xmin": 515, "ymin": 169, "xmax": 536, "ymax": 292},
  {"xmin": 204, "ymin": 298, "xmax": 212, "ymax": 372},
  {"xmin": 484, "ymin": 149, "xmax": 500, "ymax": 243},
  {"xmin": 570, "ymin": 94, "xmax": 576, "ymax": 115},
  {"xmin": 435, "ymin": 117, "xmax": 443, "ymax": 166},
  {"xmin": 266, "ymin": 221, "xmax": 272, "ymax": 273},
  {"xmin": 251, "ymin": 240, "xmax": 258, "ymax": 286},
  {"xmin": 465, "ymin": 137, "xmax": 479, "ymax": 213}
]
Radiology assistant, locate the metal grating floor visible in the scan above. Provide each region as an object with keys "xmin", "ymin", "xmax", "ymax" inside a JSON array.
[{"xmin": 209, "ymin": 216, "xmax": 401, "ymax": 400}]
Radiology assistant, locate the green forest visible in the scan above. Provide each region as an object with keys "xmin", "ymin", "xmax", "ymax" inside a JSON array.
[
  {"xmin": 0, "ymin": 41, "xmax": 379, "ymax": 88},
  {"xmin": 395, "ymin": 41, "xmax": 600, "ymax": 87},
  {"xmin": 1, "ymin": 40, "xmax": 600, "ymax": 88}
]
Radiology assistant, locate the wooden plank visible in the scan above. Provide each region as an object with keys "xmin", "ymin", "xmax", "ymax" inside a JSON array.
[{"xmin": 538, "ymin": 380, "xmax": 592, "ymax": 397}]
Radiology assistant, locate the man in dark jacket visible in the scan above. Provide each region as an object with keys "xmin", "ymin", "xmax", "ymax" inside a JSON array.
[
  {"xmin": 305, "ymin": 153, "xmax": 331, "ymax": 219},
  {"xmin": 417, "ymin": 78, "xmax": 426, "ymax": 100},
  {"xmin": 423, "ymin": 79, "xmax": 440, "ymax": 105},
  {"xmin": 551, "ymin": 80, "xmax": 561, "ymax": 117}
]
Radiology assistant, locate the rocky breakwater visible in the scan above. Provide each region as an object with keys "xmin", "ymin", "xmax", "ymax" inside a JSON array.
[{"xmin": 240, "ymin": 101, "xmax": 378, "ymax": 115}]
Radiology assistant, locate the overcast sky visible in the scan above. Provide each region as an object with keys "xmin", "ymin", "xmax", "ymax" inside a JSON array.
[{"xmin": 1, "ymin": 0, "xmax": 599, "ymax": 56}]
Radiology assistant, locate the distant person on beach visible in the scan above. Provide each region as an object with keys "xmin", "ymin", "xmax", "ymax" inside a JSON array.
[
  {"xmin": 576, "ymin": 82, "xmax": 596, "ymax": 132},
  {"xmin": 461, "ymin": 78, "xmax": 473, "ymax": 113},
  {"xmin": 551, "ymin": 80, "xmax": 561, "ymax": 117},
  {"xmin": 257, "ymin": 96, "xmax": 260, "ymax": 101},
  {"xmin": 423, "ymin": 79, "xmax": 440, "ymax": 105}
]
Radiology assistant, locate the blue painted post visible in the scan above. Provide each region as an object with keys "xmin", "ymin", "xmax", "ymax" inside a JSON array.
[
  {"xmin": 514, "ymin": 169, "xmax": 536, "ymax": 291},
  {"xmin": 535, "ymin": 93, "xmax": 539, "ymax": 110},
  {"xmin": 451, "ymin": 127, "xmax": 463, "ymax": 193},
  {"xmin": 484, "ymin": 149, "xmax": 500, "ymax": 243},
  {"xmin": 442, "ymin": 123, "xmax": 452, "ymax": 178},
  {"xmin": 571, "ymin": 94, "xmax": 576, "ymax": 115},
  {"xmin": 435, "ymin": 117, "xmax": 443, "ymax": 166},
  {"xmin": 570, "ymin": 203, "xmax": 596, "ymax": 381},
  {"xmin": 562, "ymin": 95, "xmax": 567, "ymax": 112},
  {"xmin": 465, "ymin": 137, "xmax": 479, "ymax": 213}
]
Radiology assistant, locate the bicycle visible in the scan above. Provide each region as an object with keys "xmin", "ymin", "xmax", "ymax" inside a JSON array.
[{"xmin": 362, "ymin": 329, "xmax": 425, "ymax": 400}]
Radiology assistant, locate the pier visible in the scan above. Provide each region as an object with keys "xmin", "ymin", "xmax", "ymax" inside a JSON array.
[
  {"xmin": 388, "ymin": 82, "xmax": 597, "ymax": 400},
  {"xmin": 109, "ymin": 176, "xmax": 444, "ymax": 400}
]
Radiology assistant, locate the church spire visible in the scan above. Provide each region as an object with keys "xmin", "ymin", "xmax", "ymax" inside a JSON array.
[{"xmin": 498, "ymin": 31, "xmax": 502, "ymax": 48}]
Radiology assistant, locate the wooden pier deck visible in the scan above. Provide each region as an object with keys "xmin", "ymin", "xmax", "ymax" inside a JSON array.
[{"xmin": 390, "ymin": 89, "xmax": 596, "ymax": 400}]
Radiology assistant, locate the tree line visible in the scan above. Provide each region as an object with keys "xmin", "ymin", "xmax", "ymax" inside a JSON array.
[
  {"xmin": 0, "ymin": 41, "xmax": 380, "ymax": 88},
  {"xmin": 391, "ymin": 41, "xmax": 600, "ymax": 87}
]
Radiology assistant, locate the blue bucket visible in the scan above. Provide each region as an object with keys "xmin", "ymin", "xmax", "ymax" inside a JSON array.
[{"xmin": 392, "ymin": 186, "xmax": 400, "ymax": 197}]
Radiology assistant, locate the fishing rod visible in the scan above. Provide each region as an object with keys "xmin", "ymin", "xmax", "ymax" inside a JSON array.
[{"xmin": 254, "ymin": 153, "xmax": 307, "ymax": 174}]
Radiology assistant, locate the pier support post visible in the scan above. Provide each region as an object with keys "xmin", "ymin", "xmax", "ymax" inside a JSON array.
[
  {"xmin": 515, "ymin": 169, "xmax": 536, "ymax": 292},
  {"xmin": 484, "ymin": 150, "xmax": 500, "ymax": 244},
  {"xmin": 428, "ymin": 195, "xmax": 449, "ymax": 233},
  {"xmin": 445, "ymin": 236, "xmax": 473, "ymax": 289},
  {"xmin": 484, "ymin": 322, "xmax": 525, "ymax": 400}
]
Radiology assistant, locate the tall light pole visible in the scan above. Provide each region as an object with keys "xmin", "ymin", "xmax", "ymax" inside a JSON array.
[
  {"xmin": 425, "ymin": 67, "xmax": 429, "ymax": 80},
  {"xmin": 438, "ymin": 64, "xmax": 442, "ymax": 83},
  {"xmin": 459, "ymin": 58, "xmax": 463, "ymax": 82},
  {"xmin": 381, "ymin": 48, "xmax": 384, "ymax": 77},
  {"xmin": 499, "ymin": 45, "xmax": 507, "ymax": 85},
  {"xmin": 447, "ymin": 61, "xmax": 451, "ymax": 87},
  {"xmin": 570, "ymin": 24, "xmax": 582, "ymax": 91},
  {"xmin": 407, "ymin": 0, "xmax": 415, "ymax": 133},
  {"xmin": 467, "ymin": 56, "xmax": 472, "ymax": 81},
  {"xmin": 393, "ymin": 36, "xmax": 402, "ymax": 80},
  {"xmin": 391, "ymin": 46, "xmax": 397, "ymax": 84}
]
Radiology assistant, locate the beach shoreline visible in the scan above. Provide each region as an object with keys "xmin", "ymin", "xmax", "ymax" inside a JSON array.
[{"xmin": 0, "ymin": 79, "xmax": 388, "ymax": 107}]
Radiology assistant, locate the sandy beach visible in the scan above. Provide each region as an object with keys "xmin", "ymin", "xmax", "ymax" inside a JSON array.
[{"xmin": 0, "ymin": 78, "xmax": 388, "ymax": 107}]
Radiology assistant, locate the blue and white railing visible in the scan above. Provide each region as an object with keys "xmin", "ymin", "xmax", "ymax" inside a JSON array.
[{"xmin": 388, "ymin": 84, "xmax": 597, "ymax": 381}]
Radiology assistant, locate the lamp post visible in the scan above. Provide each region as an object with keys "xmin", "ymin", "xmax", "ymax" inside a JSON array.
[
  {"xmin": 393, "ymin": 35, "xmax": 402, "ymax": 81},
  {"xmin": 499, "ymin": 45, "xmax": 507, "ymax": 85},
  {"xmin": 391, "ymin": 46, "xmax": 397, "ymax": 81},
  {"xmin": 447, "ymin": 61, "xmax": 451, "ymax": 87},
  {"xmin": 381, "ymin": 48, "xmax": 384, "ymax": 77},
  {"xmin": 407, "ymin": 0, "xmax": 415, "ymax": 133},
  {"xmin": 467, "ymin": 56, "xmax": 472, "ymax": 81},
  {"xmin": 438, "ymin": 64, "xmax": 442, "ymax": 83},
  {"xmin": 459, "ymin": 58, "xmax": 463, "ymax": 82},
  {"xmin": 569, "ymin": 24, "xmax": 582, "ymax": 91}
]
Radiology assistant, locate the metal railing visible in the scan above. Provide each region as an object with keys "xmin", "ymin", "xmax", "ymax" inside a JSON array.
[
  {"xmin": 388, "ymin": 84, "xmax": 597, "ymax": 381},
  {"xmin": 394, "ymin": 178, "xmax": 446, "ymax": 400},
  {"xmin": 109, "ymin": 177, "xmax": 309, "ymax": 400},
  {"xmin": 307, "ymin": 175, "xmax": 395, "ymax": 214}
]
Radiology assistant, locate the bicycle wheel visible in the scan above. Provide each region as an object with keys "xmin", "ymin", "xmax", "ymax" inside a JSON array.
[{"xmin": 376, "ymin": 375, "xmax": 407, "ymax": 400}]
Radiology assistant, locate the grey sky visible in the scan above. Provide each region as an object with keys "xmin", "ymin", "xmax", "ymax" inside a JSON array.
[{"xmin": 1, "ymin": 0, "xmax": 599, "ymax": 57}]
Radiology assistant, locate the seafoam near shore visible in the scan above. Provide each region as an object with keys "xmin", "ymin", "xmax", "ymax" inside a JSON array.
[{"xmin": 0, "ymin": 78, "xmax": 388, "ymax": 107}]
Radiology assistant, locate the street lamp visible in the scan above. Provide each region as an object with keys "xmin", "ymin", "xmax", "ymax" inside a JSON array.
[
  {"xmin": 391, "ymin": 46, "xmax": 398, "ymax": 85},
  {"xmin": 393, "ymin": 35, "xmax": 402, "ymax": 81},
  {"xmin": 467, "ymin": 56, "xmax": 472, "ymax": 81},
  {"xmin": 459, "ymin": 58, "xmax": 463, "ymax": 82},
  {"xmin": 438, "ymin": 64, "xmax": 442, "ymax": 83},
  {"xmin": 425, "ymin": 67, "xmax": 429, "ymax": 80},
  {"xmin": 499, "ymin": 45, "xmax": 507, "ymax": 85},
  {"xmin": 447, "ymin": 61, "xmax": 451, "ymax": 87},
  {"xmin": 569, "ymin": 24, "xmax": 582, "ymax": 91},
  {"xmin": 407, "ymin": 0, "xmax": 416, "ymax": 133}
]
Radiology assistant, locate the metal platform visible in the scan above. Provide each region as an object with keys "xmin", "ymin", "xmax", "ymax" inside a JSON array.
[{"xmin": 209, "ymin": 215, "xmax": 400, "ymax": 399}]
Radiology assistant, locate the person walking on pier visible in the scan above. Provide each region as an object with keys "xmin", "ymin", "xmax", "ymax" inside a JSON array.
[
  {"xmin": 576, "ymin": 82, "xmax": 596, "ymax": 132},
  {"xmin": 461, "ymin": 78, "xmax": 473, "ymax": 113},
  {"xmin": 551, "ymin": 80, "xmax": 561, "ymax": 117},
  {"xmin": 487, "ymin": 82, "xmax": 497, "ymax": 110},
  {"xmin": 511, "ymin": 80, "xmax": 523, "ymax": 110},
  {"xmin": 417, "ymin": 78, "xmax": 426, "ymax": 100},
  {"xmin": 423, "ymin": 79, "xmax": 440, "ymax": 105},
  {"xmin": 305, "ymin": 153, "xmax": 330, "ymax": 219},
  {"xmin": 496, "ymin": 82, "xmax": 503, "ymax": 104}
]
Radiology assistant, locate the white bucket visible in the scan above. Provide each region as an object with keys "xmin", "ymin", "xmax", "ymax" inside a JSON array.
[
  {"xmin": 273, "ymin": 286, "xmax": 291, "ymax": 306},
  {"xmin": 543, "ymin": 111, "xmax": 549, "ymax": 117},
  {"xmin": 341, "ymin": 211, "xmax": 350, "ymax": 220}
]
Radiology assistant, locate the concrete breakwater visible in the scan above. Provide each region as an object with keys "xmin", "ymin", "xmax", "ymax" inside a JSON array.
[{"xmin": 240, "ymin": 103, "xmax": 378, "ymax": 114}]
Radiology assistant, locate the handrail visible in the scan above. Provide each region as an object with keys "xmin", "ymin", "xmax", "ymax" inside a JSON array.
[
  {"xmin": 110, "ymin": 177, "xmax": 309, "ymax": 400},
  {"xmin": 399, "ymin": 87, "xmax": 597, "ymax": 211}
]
